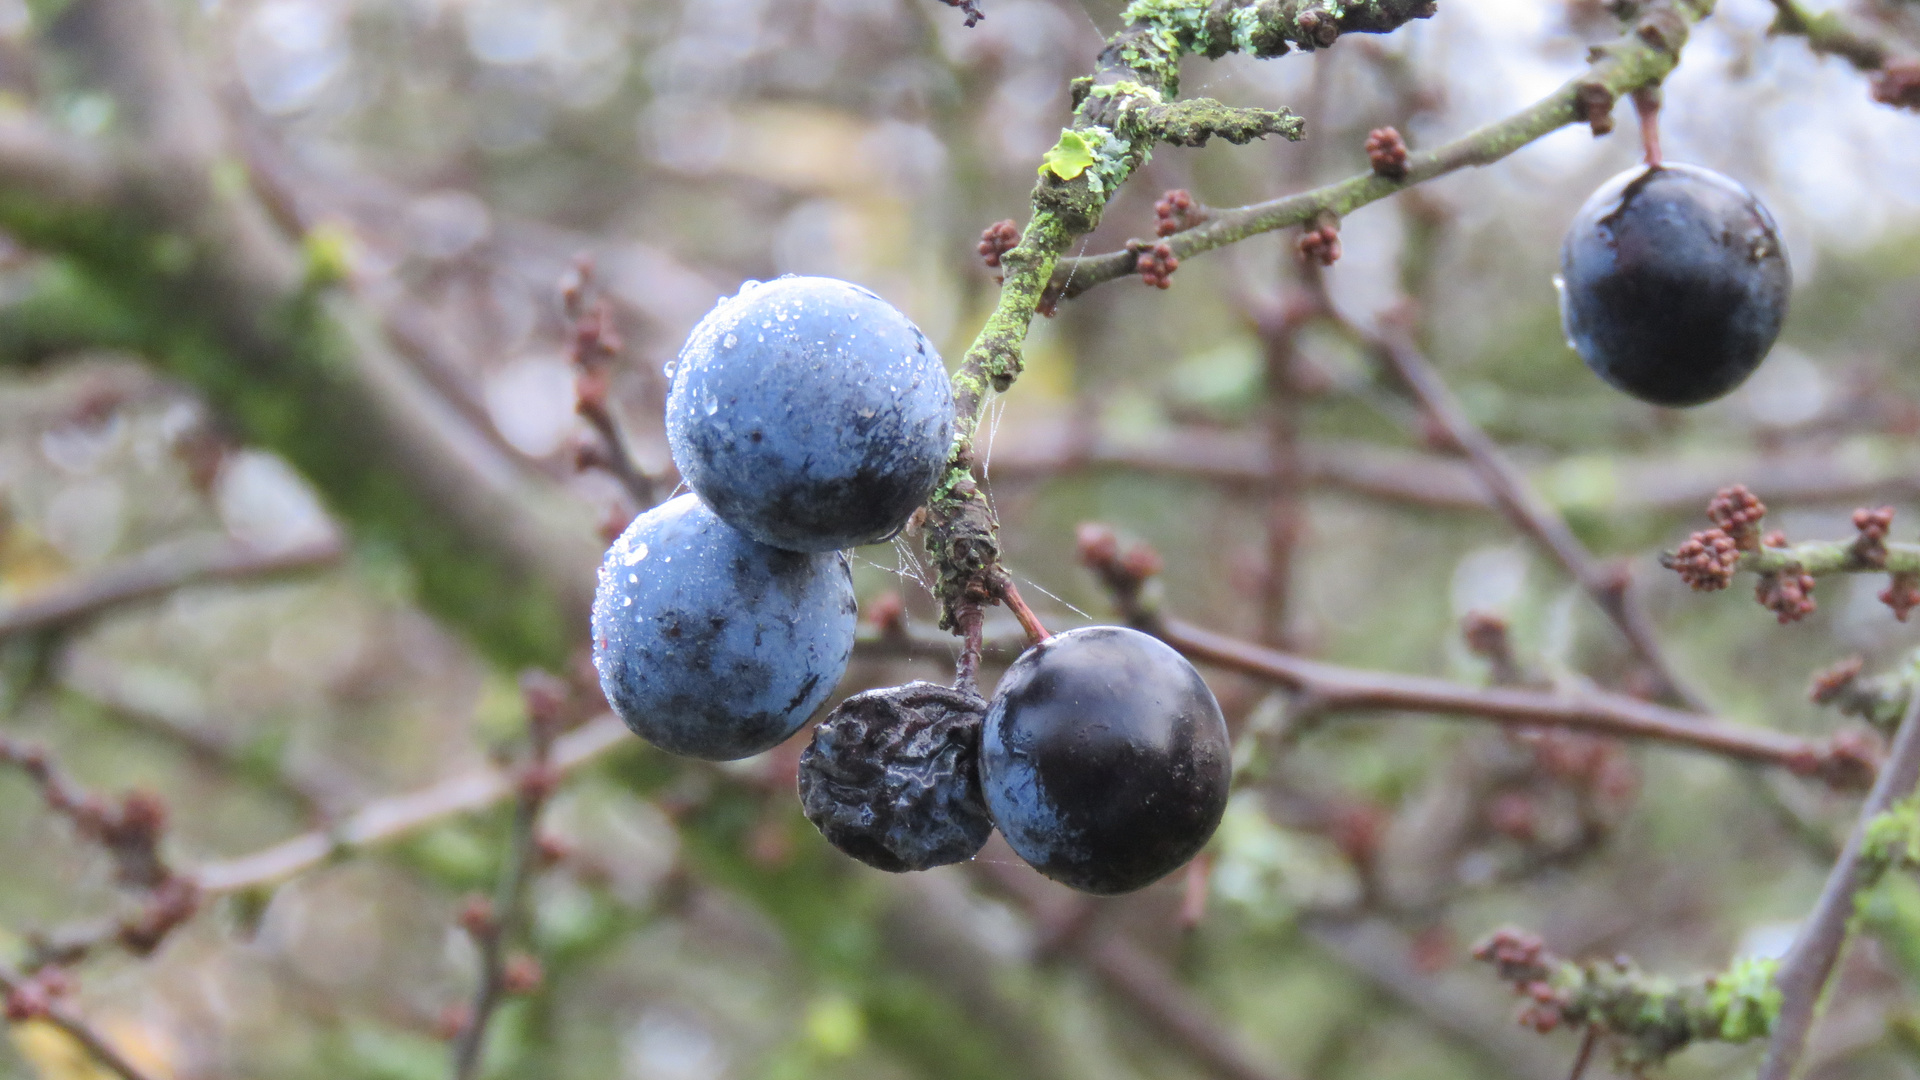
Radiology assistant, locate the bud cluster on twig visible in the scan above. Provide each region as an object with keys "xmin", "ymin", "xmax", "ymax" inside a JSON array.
[
  {"xmin": 1473, "ymin": 928, "xmax": 1781, "ymax": 1072},
  {"xmin": 1664, "ymin": 486, "xmax": 1920, "ymax": 624}
]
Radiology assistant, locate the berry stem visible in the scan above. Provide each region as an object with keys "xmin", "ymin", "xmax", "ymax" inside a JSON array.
[
  {"xmin": 998, "ymin": 581, "xmax": 1052, "ymax": 645},
  {"xmin": 954, "ymin": 602, "xmax": 986, "ymax": 696},
  {"xmin": 1633, "ymin": 86, "xmax": 1663, "ymax": 167}
]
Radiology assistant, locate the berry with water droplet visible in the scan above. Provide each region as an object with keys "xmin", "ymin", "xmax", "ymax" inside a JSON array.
[
  {"xmin": 667, "ymin": 276, "xmax": 954, "ymax": 552},
  {"xmin": 591, "ymin": 493, "xmax": 856, "ymax": 760},
  {"xmin": 1559, "ymin": 163, "xmax": 1790, "ymax": 407}
]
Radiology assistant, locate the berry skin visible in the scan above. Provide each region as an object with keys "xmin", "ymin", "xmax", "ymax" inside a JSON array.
[
  {"xmin": 591, "ymin": 493, "xmax": 856, "ymax": 760},
  {"xmin": 666, "ymin": 276, "xmax": 955, "ymax": 552},
  {"xmin": 979, "ymin": 626, "xmax": 1231, "ymax": 895},
  {"xmin": 1558, "ymin": 163, "xmax": 1790, "ymax": 407},
  {"xmin": 798, "ymin": 681, "xmax": 993, "ymax": 872}
]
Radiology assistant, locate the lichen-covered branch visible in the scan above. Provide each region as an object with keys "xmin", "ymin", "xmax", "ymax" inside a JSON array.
[
  {"xmin": 926, "ymin": 0, "xmax": 1435, "ymax": 627},
  {"xmin": 1473, "ymin": 928, "xmax": 1781, "ymax": 1072},
  {"xmin": 1051, "ymin": 0, "xmax": 1715, "ymax": 298}
]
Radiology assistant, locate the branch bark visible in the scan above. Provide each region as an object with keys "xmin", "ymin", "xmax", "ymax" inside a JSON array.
[
  {"xmin": 1373, "ymin": 318, "xmax": 1702, "ymax": 709},
  {"xmin": 1757, "ymin": 689, "xmax": 1920, "ymax": 1080},
  {"xmin": 0, "ymin": 536, "xmax": 344, "ymax": 642}
]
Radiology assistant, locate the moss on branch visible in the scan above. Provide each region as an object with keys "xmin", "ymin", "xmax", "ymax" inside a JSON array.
[{"xmin": 926, "ymin": 0, "xmax": 1434, "ymax": 625}]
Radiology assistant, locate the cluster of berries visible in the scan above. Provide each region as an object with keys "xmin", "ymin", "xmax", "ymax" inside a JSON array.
[{"xmin": 592, "ymin": 276, "xmax": 1230, "ymax": 895}]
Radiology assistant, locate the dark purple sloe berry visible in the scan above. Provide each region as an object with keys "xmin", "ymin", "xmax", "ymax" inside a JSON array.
[
  {"xmin": 667, "ymin": 276, "xmax": 955, "ymax": 553},
  {"xmin": 980, "ymin": 626, "xmax": 1231, "ymax": 896},
  {"xmin": 591, "ymin": 493, "xmax": 856, "ymax": 761},
  {"xmin": 1559, "ymin": 163, "xmax": 1790, "ymax": 407},
  {"xmin": 798, "ymin": 681, "xmax": 994, "ymax": 872}
]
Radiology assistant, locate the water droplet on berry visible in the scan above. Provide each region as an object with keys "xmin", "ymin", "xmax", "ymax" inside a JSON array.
[
  {"xmin": 623, "ymin": 542, "xmax": 649, "ymax": 565},
  {"xmin": 723, "ymin": 333, "xmax": 738, "ymax": 349}
]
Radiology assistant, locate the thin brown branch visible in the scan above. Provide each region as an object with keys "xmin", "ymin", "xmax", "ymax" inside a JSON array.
[
  {"xmin": 1252, "ymin": 292, "xmax": 1317, "ymax": 645},
  {"xmin": 997, "ymin": 580, "xmax": 1052, "ymax": 644},
  {"xmin": 0, "ymin": 962, "xmax": 161, "ymax": 1080},
  {"xmin": 1077, "ymin": 531, "xmax": 1869, "ymax": 785},
  {"xmin": 1372, "ymin": 317, "xmax": 1702, "ymax": 709},
  {"xmin": 449, "ymin": 675, "xmax": 563, "ymax": 1079},
  {"xmin": 0, "ymin": 536, "xmax": 345, "ymax": 642},
  {"xmin": 1306, "ymin": 919, "xmax": 1570, "ymax": 1080},
  {"xmin": 971, "ymin": 859, "xmax": 1297, "ymax": 1080},
  {"xmin": 0, "ymin": 114, "xmax": 122, "ymax": 207},
  {"xmin": 565, "ymin": 260, "xmax": 656, "ymax": 509},
  {"xmin": 1163, "ymin": 615, "xmax": 1860, "ymax": 781},
  {"xmin": 1758, "ymin": 689, "xmax": 1920, "ymax": 1080},
  {"xmin": 192, "ymin": 714, "xmax": 628, "ymax": 896},
  {"xmin": 987, "ymin": 426, "xmax": 1920, "ymax": 517},
  {"xmin": 75, "ymin": 687, "xmax": 350, "ymax": 819}
]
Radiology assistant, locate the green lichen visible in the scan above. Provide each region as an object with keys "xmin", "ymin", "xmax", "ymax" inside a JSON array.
[
  {"xmin": 1864, "ymin": 797, "xmax": 1920, "ymax": 883},
  {"xmin": 1085, "ymin": 79, "xmax": 1163, "ymax": 104},
  {"xmin": 1707, "ymin": 958, "xmax": 1783, "ymax": 1042},
  {"xmin": 1147, "ymin": 98, "xmax": 1304, "ymax": 147},
  {"xmin": 1120, "ymin": 0, "xmax": 1216, "ymax": 56},
  {"xmin": 1227, "ymin": 7, "xmax": 1267, "ymax": 53},
  {"xmin": 1084, "ymin": 128, "xmax": 1137, "ymax": 196},
  {"xmin": 1531, "ymin": 952, "xmax": 1781, "ymax": 1070},
  {"xmin": 1038, "ymin": 130, "xmax": 1097, "ymax": 181}
]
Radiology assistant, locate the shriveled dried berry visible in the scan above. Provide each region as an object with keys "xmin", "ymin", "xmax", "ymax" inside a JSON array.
[{"xmin": 799, "ymin": 681, "xmax": 994, "ymax": 873}]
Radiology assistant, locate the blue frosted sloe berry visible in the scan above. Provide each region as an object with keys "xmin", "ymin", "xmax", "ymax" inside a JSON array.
[
  {"xmin": 666, "ymin": 276, "xmax": 955, "ymax": 552},
  {"xmin": 798, "ymin": 681, "xmax": 994, "ymax": 872},
  {"xmin": 591, "ymin": 493, "xmax": 856, "ymax": 761},
  {"xmin": 1559, "ymin": 163, "xmax": 1791, "ymax": 408},
  {"xmin": 980, "ymin": 626, "xmax": 1231, "ymax": 895}
]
